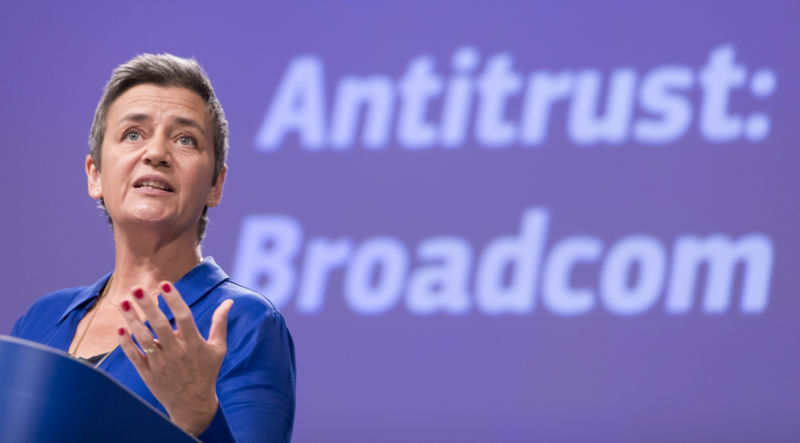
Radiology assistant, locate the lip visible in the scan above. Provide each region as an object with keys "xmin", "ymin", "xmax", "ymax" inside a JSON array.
[{"xmin": 132, "ymin": 174, "xmax": 175, "ymax": 194}]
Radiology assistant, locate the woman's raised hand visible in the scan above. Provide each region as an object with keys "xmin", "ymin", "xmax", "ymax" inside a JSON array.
[{"xmin": 117, "ymin": 282, "xmax": 234, "ymax": 436}]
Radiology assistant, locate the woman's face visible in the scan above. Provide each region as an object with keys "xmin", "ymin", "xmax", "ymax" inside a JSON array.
[{"xmin": 86, "ymin": 84, "xmax": 225, "ymax": 237}]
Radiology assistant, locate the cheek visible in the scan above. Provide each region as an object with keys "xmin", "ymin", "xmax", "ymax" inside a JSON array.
[
  {"xmin": 98, "ymin": 159, "xmax": 133, "ymax": 201},
  {"xmin": 186, "ymin": 160, "xmax": 217, "ymax": 189}
]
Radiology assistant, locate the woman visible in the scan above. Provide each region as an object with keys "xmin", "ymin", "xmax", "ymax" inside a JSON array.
[{"xmin": 11, "ymin": 54, "xmax": 296, "ymax": 442}]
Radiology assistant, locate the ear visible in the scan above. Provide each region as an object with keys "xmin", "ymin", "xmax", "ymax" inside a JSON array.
[
  {"xmin": 207, "ymin": 165, "xmax": 226, "ymax": 208},
  {"xmin": 86, "ymin": 154, "xmax": 103, "ymax": 199}
]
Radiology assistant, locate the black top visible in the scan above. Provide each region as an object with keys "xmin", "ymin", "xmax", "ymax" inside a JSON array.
[{"xmin": 80, "ymin": 353, "xmax": 108, "ymax": 366}]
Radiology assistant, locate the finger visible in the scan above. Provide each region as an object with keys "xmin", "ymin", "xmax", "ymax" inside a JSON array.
[
  {"xmin": 158, "ymin": 282, "xmax": 202, "ymax": 342},
  {"xmin": 208, "ymin": 299, "xmax": 234, "ymax": 350},
  {"xmin": 131, "ymin": 287, "xmax": 177, "ymax": 349},
  {"xmin": 117, "ymin": 326, "xmax": 148, "ymax": 370},
  {"xmin": 119, "ymin": 299, "xmax": 158, "ymax": 353}
]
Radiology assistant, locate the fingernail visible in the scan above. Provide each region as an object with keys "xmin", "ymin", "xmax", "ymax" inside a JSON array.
[
  {"xmin": 118, "ymin": 327, "xmax": 125, "ymax": 336},
  {"xmin": 162, "ymin": 283, "xmax": 171, "ymax": 293},
  {"xmin": 121, "ymin": 300, "xmax": 131, "ymax": 311},
  {"xmin": 133, "ymin": 288, "xmax": 144, "ymax": 299}
]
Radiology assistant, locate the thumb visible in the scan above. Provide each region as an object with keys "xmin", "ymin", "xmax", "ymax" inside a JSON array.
[{"xmin": 208, "ymin": 299, "xmax": 234, "ymax": 351}]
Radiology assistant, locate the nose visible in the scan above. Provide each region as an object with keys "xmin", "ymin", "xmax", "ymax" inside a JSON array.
[{"xmin": 143, "ymin": 136, "xmax": 171, "ymax": 168}]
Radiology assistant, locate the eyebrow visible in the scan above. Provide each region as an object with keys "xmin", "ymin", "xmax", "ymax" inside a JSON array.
[
  {"xmin": 118, "ymin": 113, "xmax": 150, "ymax": 125},
  {"xmin": 117, "ymin": 113, "xmax": 207, "ymax": 136},
  {"xmin": 174, "ymin": 116, "xmax": 207, "ymax": 137}
]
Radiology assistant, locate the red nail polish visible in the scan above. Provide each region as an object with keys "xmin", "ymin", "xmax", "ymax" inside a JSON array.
[
  {"xmin": 121, "ymin": 300, "xmax": 131, "ymax": 311},
  {"xmin": 118, "ymin": 327, "xmax": 125, "ymax": 336},
  {"xmin": 162, "ymin": 283, "xmax": 171, "ymax": 293},
  {"xmin": 134, "ymin": 288, "xmax": 144, "ymax": 299}
]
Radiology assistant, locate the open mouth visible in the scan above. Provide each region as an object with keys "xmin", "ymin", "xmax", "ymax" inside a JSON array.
[{"xmin": 133, "ymin": 177, "xmax": 174, "ymax": 192}]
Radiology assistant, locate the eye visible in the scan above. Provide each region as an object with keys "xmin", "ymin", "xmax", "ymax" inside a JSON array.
[
  {"xmin": 178, "ymin": 135, "xmax": 197, "ymax": 146},
  {"xmin": 124, "ymin": 131, "xmax": 141, "ymax": 142}
]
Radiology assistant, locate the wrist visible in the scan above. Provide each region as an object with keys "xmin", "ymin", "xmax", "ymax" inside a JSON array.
[{"xmin": 170, "ymin": 397, "xmax": 219, "ymax": 436}]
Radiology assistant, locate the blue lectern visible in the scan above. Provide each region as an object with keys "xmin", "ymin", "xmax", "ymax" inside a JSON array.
[{"xmin": 0, "ymin": 335, "xmax": 197, "ymax": 442}]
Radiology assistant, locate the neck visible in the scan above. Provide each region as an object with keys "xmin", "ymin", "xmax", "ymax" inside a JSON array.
[{"xmin": 106, "ymin": 225, "xmax": 202, "ymax": 304}]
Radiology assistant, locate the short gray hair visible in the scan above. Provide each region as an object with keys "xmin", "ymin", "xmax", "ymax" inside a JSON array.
[{"xmin": 89, "ymin": 53, "xmax": 229, "ymax": 241}]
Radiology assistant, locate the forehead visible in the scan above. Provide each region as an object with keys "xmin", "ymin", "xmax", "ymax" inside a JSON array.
[{"xmin": 107, "ymin": 84, "xmax": 211, "ymax": 129}]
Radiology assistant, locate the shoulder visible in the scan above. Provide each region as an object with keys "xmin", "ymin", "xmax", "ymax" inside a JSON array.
[
  {"xmin": 213, "ymin": 279, "xmax": 293, "ymax": 347},
  {"xmin": 212, "ymin": 280, "xmax": 283, "ymax": 323},
  {"xmin": 20, "ymin": 286, "xmax": 88, "ymax": 320},
  {"xmin": 192, "ymin": 279, "xmax": 290, "ymax": 345},
  {"xmin": 12, "ymin": 286, "xmax": 89, "ymax": 339},
  {"xmin": 35, "ymin": 286, "xmax": 88, "ymax": 309},
  {"xmin": 211, "ymin": 280, "xmax": 296, "ymax": 374}
]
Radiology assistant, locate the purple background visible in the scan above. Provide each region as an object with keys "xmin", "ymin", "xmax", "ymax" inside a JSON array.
[{"xmin": 1, "ymin": 1, "xmax": 798, "ymax": 441}]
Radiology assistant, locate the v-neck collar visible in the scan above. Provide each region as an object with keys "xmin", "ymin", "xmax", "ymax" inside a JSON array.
[{"xmin": 57, "ymin": 257, "xmax": 229, "ymax": 323}]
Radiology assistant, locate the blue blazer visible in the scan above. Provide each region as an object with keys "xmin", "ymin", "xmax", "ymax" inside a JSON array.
[{"xmin": 11, "ymin": 257, "xmax": 296, "ymax": 443}]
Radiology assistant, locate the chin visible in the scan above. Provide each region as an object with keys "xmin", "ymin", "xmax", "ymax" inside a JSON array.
[
  {"xmin": 124, "ymin": 203, "xmax": 171, "ymax": 220},
  {"xmin": 120, "ymin": 210, "xmax": 174, "ymax": 228}
]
